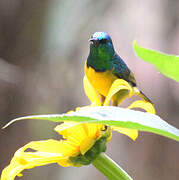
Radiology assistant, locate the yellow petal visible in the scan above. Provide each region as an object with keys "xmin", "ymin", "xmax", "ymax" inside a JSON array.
[
  {"xmin": 0, "ymin": 140, "xmax": 76, "ymax": 180},
  {"xmin": 83, "ymin": 123, "xmax": 103, "ymax": 138},
  {"xmin": 5, "ymin": 152, "xmax": 69, "ymax": 178},
  {"xmin": 75, "ymin": 105, "xmax": 93, "ymax": 111},
  {"xmin": 55, "ymin": 122, "xmax": 104, "ymax": 155},
  {"xmin": 80, "ymin": 137, "xmax": 96, "ymax": 155},
  {"xmin": 112, "ymin": 90, "xmax": 131, "ymax": 106},
  {"xmin": 19, "ymin": 139, "xmax": 66, "ymax": 153},
  {"xmin": 67, "ymin": 105, "xmax": 92, "ymax": 114},
  {"xmin": 104, "ymin": 79, "xmax": 133, "ymax": 106},
  {"xmin": 55, "ymin": 123, "xmax": 87, "ymax": 144},
  {"xmin": 128, "ymin": 100, "xmax": 156, "ymax": 114},
  {"xmin": 55, "ymin": 122, "xmax": 102, "ymax": 140},
  {"xmin": 55, "ymin": 121, "xmax": 80, "ymax": 134},
  {"xmin": 112, "ymin": 126, "xmax": 138, "ymax": 141},
  {"xmin": 83, "ymin": 75, "xmax": 101, "ymax": 106}
]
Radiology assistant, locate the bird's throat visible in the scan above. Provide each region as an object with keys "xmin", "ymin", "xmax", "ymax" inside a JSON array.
[{"xmin": 87, "ymin": 49, "xmax": 113, "ymax": 72}]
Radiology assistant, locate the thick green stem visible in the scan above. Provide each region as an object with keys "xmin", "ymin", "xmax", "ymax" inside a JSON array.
[{"xmin": 92, "ymin": 153, "xmax": 133, "ymax": 180}]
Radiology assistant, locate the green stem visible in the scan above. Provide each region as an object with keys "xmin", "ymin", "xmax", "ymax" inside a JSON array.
[{"xmin": 92, "ymin": 153, "xmax": 133, "ymax": 180}]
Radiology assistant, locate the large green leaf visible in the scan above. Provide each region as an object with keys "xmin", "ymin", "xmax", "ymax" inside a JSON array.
[
  {"xmin": 3, "ymin": 106, "xmax": 179, "ymax": 142},
  {"xmin": 133, "ymin": 40, "xmax": 179, "ymax": 82}
]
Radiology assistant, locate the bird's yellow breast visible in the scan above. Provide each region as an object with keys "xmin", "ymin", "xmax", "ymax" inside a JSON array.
[{"xmin": 85, "ymin": 62, "xmax": 117, "ymax": 96}]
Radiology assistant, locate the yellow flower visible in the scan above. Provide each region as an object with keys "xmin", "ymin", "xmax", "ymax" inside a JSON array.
[
  {"xmin": 1, "ymin": 76, "xmax": 155, "ymax": 180},
  {"xmin": 83, "ymin": 75, "xmax": 155, "ymax": 141},
  {"xmin": 1, "ymin": 122, "xmax": 112, "ymax": 180}
]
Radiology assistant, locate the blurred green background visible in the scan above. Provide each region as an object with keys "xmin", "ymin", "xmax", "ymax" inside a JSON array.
[{"xmin": 0, "ymin": 0, "xmax": 179, "ymax": 180}]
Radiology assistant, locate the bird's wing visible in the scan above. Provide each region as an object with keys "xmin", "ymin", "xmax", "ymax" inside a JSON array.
[{"xmin": 112, "ymin": 54, "xmax": 137, "ymax": 87}]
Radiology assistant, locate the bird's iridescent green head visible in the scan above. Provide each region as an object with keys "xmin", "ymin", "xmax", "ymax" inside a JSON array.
[{"xmin": 87, "ymin": 32, "xmax": 115, "ymax": 71}]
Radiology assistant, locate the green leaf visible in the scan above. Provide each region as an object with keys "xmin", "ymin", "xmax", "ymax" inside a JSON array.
[
  {"xmin": 133, "ymin": 40, "xmax": 179, "ymax": 82},
  {"xmin": 3, "ymin": 106, "xmax": 179, "ymax": 142}
]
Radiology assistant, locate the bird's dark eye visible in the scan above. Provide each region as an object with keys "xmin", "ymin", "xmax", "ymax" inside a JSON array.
[{"xmin": 99, "ymin": 39, "xmax": 108, "ymax": 44}]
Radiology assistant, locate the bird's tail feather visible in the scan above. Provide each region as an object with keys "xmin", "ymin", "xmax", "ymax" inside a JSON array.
[
  {"xmin": 139, "ymin": 90, "xmax": 153, "ymax": 104},
  {"xmin": 133, "ymin": 87, "xmax": 153, "ymax": 104}
]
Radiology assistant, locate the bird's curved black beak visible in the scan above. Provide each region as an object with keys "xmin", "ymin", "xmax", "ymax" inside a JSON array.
[{"xmin": 89, "ymin": 38, "xmax": 99, "ymax": 46}]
